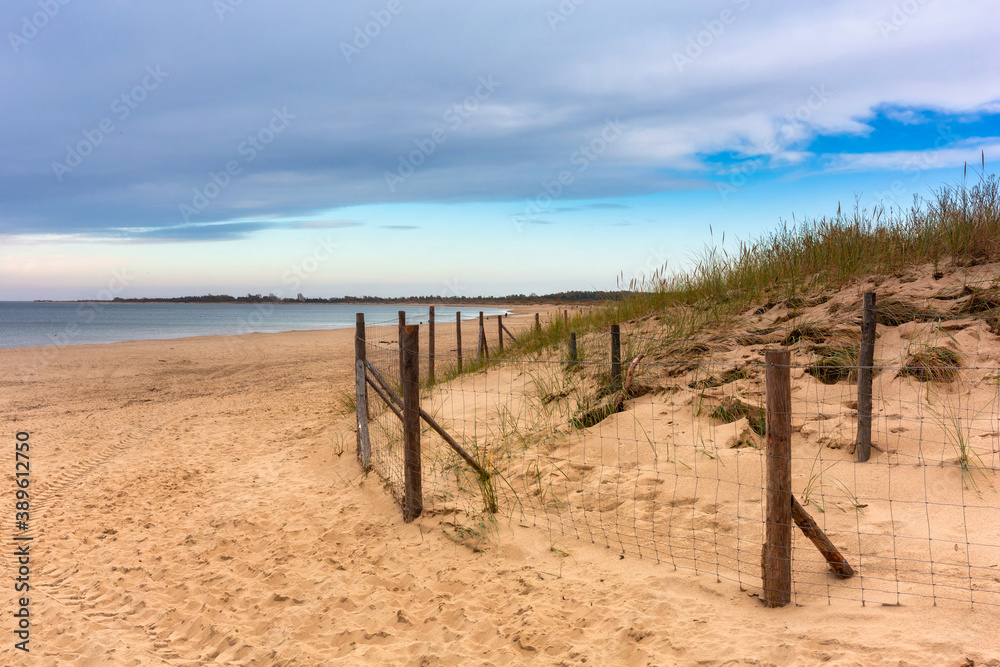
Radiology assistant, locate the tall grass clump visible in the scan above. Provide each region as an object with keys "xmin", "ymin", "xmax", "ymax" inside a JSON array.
[
  {"xmin": 497, "ymin": 167, "xmax": 999, "ymax": 359},
  {"xmin": 647, "ymin": 167, "xmax": 1000, "ymax": 317}
]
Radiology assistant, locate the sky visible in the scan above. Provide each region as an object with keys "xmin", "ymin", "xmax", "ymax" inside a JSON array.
[{"xmin": 1, "ymin": 1, "xmax": 999, "ymax": 300}]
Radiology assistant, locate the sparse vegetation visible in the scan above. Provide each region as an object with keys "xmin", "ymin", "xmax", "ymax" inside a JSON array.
[
  {"xmin": 689, "ymin": 366, "xmax": 751, "ymax": 390},
  {"xmin": 955, "ymin": 284, "xmax": 1000, "ymax": 315},
  {"xmin": 807, "ymin": 346, "xmax": 860, "ymax": 385},
  {"xmin": 929, "ymin": 387, "xmax": 996, "ymax": 494},
  {"xmin": 710, "ymin": 397, "xmax": 766, "ymax": 437},
  {"xmin": 874, "ymin": 298, "xmax": 940, "ymax": 326},
  {"xmin": 335, "ymin": 391, "xmax": 357, "ymax": 416},
  {"xmin": 899, "ymin": 346, "xmax": 962, "ymax": 382}
]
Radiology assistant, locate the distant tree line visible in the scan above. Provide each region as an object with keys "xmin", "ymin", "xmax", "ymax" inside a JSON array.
[{"xmin": 40, "ymin": 290, "xmax": 627, "ymax": 305}]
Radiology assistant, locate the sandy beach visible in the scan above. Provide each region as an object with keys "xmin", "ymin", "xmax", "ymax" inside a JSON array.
[{"xmin": 3, "ymin": 303, "xmax": 999, "ymax": 665}]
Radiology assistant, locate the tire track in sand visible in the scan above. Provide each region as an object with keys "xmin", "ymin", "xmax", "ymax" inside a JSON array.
[{"xmin": 20, "ymin": 337, "xmax": 276, "ymax": 664}]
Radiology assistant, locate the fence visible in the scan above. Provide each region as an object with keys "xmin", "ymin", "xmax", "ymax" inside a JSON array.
[{"xmin": 354, "ymin": 295, "xmax": 1000, "ymax": 608}]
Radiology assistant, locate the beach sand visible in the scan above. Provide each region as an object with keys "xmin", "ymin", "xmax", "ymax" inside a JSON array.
[{"xmin": 3, "ymin": 304, "xmax": 999, "ymax": 665}]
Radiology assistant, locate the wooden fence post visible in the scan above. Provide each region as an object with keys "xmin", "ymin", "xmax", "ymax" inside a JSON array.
[
  {"xmin": 497, "ymin": 315, "xmax": 504, "ymax": 355},
  {"xmin": 569, "ymin": 332, "xmax": 578, "ymax": 368},
  {"xmin": 456, "ymin": 312, "xmax": 462, "ymax": 373},
  {"xmin": 610, "ymin": 324, "xmax": 622, "ymax": 392},
  {"xmin": 478, "ymin": 311, "xmax": 488, "ymax": 359},
  {"xmin": 398, "ymin": 310, "xmax": 406, "ymax": 378},
  {"xmin": 535, "ymin": 313, "xmax": 541, "ymax": 332},
  {"xmin": 355, "ymin": 313, "xmax": 370, "ymax": 466},
  {"xmin": 763, "ymin": 348, "xmax": 792, "ymax": 607},
  {"xmin": 355, "ymin": 359, "xmax": 371, "ymax": 471},
  {"xmin": 428, "ymin": 306, "xmax": 435, "ymax": 385},
  {"xmin": 564, "ymin": 309, "xmax": 568, "ymax": 324},
  {"xmin": 856, "ymin": 292, "xmax": 876, "ymax": 463},
  {"xmin": 401, "ymin": 322, "xmax": 422, "ymax": 521}
]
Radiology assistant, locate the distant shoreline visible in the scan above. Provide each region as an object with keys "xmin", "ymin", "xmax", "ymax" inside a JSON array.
[
  {"xmin": 30, "ymin": 299, "xmax": 530, "ymax": 306},
  {"xmin": 32, "ymin": 291, "xmax": 622, "ymax": 306}
]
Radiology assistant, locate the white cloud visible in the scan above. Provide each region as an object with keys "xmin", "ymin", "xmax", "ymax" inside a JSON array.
[
  {"xmin": 1, "ymin": 0, "xmax": 999, "ymax": 240},
  {"xmin": 822, "ymin": 139, "xmax": 1000, "ymax": 173}
]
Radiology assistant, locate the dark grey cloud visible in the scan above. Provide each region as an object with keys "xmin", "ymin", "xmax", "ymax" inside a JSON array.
[
  {"xmin": 2, "ymin": 1, "xmax": 998, "ymax": 241},
  {"xmin": 110, "ymin": 219, "xmax": 363, "ymax": 242},
  {"xmin": 125, "ymin": 221, "xmax": 276, "ymax": 242}
]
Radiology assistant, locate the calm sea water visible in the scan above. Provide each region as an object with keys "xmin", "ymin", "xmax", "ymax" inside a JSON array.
[{"xmin": 0, "ymin": 302, "xmax": 509, "ymax": 349}]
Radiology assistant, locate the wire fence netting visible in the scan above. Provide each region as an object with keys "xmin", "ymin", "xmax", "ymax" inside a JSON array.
[{"xmin": 358, "ymin": 304, "xmax": 1000, "ymax": 608}]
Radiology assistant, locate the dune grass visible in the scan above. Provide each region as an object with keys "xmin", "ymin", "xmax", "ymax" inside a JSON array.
[
  {"xmin": 899, "ymin": 346, "xmax": 962, "ymax": 383},
  {"xmin": 498, "ymin": 167, "xmax": 999, "ymax": 356}
]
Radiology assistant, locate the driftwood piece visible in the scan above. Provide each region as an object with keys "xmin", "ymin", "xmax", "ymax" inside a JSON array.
[
  {"xmin": 791, "ymin": 496, "xmax": 856, "ymax": 579},
  {"xmin": 622, "ymin": 354, "xmax": 644, "ymax": 396}
]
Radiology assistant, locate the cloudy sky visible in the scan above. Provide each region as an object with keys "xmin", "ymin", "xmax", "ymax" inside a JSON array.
[{"xmin": 2, "ymin": 1, "xmax": 998, "ymax": 300}]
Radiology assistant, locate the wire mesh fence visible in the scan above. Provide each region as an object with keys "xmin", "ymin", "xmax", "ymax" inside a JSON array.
[{"xmin": 357, "ymin": 299, "xmax": 1000, "ymax": 608}]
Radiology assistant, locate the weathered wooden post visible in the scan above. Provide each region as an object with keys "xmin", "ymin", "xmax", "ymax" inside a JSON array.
[
  {"xmin": 763, "ymin": 348, "xmax": 792, "ymax": 607},
  {"xmin": 355, "ymin": 313, "xmax": 370, "ymax": 468},
  {"xmin": 569, "ymin": 332, "xmax": 578, "ymax": 368},
  {"xmin": 856, "ymin": 292, "xmax": 876, "ymax": 463},
  {"xmin": 428, "ymin": 306, "xmax": 435, "ymax": 385},
  {"xmin": 398, "ymin": 310, "xmax": 406, "ymax": 378},
  {"xmin": 497, "ymin": 315, "xmax": 504, "ymax": 355},
  {"xmin": 535, "ymin": 313, "xmax": 541, "ymax": 332},
  {"xmin": 456, "ymin": 311, "xmax": 462, "ymax": 373},
  {"xmin": 401, "ymin": 322, "xmax": 422, "ymax": 521},
  {"xmin": 478, "ymin": 311, "xmax": 488, "ymax": 359},
  {"xmin": 564, "ymin": 309, "xmax": 568, "ymax": 324},
  {"xmin": 610, "ymin": 324, "xmax": 622, "ymax": 392}
]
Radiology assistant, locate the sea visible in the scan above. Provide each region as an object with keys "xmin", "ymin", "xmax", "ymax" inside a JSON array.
[{"xmin": 0, "ymin": 302, "xmax": 509, "ymax": 349}]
